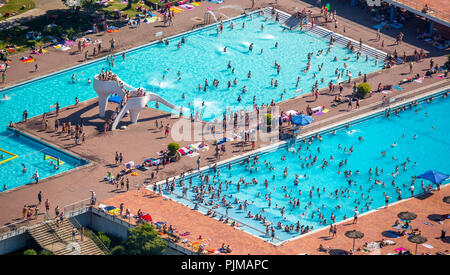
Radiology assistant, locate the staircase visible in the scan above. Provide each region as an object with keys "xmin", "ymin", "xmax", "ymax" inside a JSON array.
[
  {"xmin": 261, "ymin": 7, "xmax": 387, "ymax": 62},
  {"xmin": 282, "ymin": 14, "xmax": 305, "ymax": 29},
  {"xmin": 27, "ymin": 219, "xmax": 105, "ymax": 255}
]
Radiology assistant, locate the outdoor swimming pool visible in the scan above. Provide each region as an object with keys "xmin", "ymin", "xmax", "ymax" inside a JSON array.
[
  {"xmin": 0, "ymin": 11, "xmax": 383, "ymax": 190},
  {"xmin": 0, "ymin": 130, "xmax": 87, "ymax": 192},
  {"xmin": 163, "ymin": 92, "xmax": 450, "ymax": 243}
]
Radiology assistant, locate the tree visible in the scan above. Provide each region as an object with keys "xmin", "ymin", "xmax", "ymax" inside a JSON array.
[{"xmin": 126, "ymin": 223, "xmax": 167, "ymax": 255}]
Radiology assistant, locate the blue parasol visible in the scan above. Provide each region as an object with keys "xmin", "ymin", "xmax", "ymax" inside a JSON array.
[
  {"xmin": 417, "ymin": 170, "xmax": 449, "ymax": 185},
  {"xmin": 291, "ymin": 114, "xmax": 314, "ymax": 126}
]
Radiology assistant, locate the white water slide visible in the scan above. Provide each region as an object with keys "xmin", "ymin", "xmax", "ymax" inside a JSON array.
[{"xmin": 93, "ymin": 74, "xmax": 179, "ymax": 130}]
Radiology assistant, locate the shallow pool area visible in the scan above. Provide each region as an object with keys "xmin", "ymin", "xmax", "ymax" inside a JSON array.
[
  {"xmin": 162, "ymin": 92, "xmax": 450, "ymax": 243},
  {"xmin": 0, "ymin": 130, "xmax": 87, "ymax": 192}
]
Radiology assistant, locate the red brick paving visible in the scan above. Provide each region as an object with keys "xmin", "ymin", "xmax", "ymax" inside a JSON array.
[
  {"xmin": 394, "ymin": 0, "xmax": 450, "ymax": 23},
  {"xmin": 100, "ymin": 185, "xmax": 449, "ymax": 255}
]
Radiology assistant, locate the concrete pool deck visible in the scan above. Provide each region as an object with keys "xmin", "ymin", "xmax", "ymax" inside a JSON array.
[
  {"xmin": 99, "ymin": 183, "xmax": 449, "ymax": 255},
  {"xmin": 0, "ymin": 0, "xmax": 449, "ymax": 254}
]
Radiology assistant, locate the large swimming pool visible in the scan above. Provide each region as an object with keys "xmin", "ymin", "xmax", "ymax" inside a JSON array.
[
  {"xmin": 163, "ymin": 92, "xmax": 450, "ymax": 243},
  {"xmin": 0, "ymin": 12, "xmax": 383, "ymax": 191}
]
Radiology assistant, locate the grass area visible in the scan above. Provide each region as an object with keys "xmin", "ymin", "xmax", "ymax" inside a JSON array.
[
  {"xmin": 147, "ymin": 0, "xmax": 179, "ymax": 6},
  {"xmin": 0, "ymin": 9, "xmax": 93, "ymax": 52},
  {"xmin": 99, "ymin": 1, "xmax": 155, "ymax": 19},
  {"xmin": 0, "ymin": 0, "xmax": 35, "ymax": 21}
]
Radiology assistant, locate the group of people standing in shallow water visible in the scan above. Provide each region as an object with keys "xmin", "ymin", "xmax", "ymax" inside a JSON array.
[
  {"xmin": 156, "ymin": 98, "xmax": 439, "ymax": 240},
  {"xmin": 158, "ymin": 8, "xmax": 379, "ymax": 124}
]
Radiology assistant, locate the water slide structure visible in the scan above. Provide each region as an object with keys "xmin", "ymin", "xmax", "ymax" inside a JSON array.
[{"xmin": 93, "ymin": 74, "xmax": 179, "ymax": 130}]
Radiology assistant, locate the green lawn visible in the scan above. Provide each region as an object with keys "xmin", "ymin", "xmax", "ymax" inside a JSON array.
[
  {"xmin": 0, "ymin": 0, "xmax": 36, "ymax": 21},
  {"xmin": 100, "ymin": 1, "xmax": 155, "ymax": 19}
]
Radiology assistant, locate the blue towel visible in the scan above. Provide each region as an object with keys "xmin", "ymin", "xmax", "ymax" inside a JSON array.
[
  {"xmin": 390, "ymin": 22, "xmax": 403, "ymax": 29},
  {"xmin": 108, "ymin": 95, "xmax": 122, "ymax": 104},
  {"xmin": 385, "ymin": 231, "xmax": 400, "ymax": 238},
  {"xmin": 394, "ymin": 85, "xmax": 403, "ymax": 90}
]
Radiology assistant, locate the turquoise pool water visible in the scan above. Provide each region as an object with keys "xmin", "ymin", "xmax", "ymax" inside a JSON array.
[
  {"xmin": 164, "ymin": 93, "xmax": 450, "ymax": 243},
  {"xmin": 0, "ymin": 130, "xmax": 86, "ymax": 192},
  {"xmin": 0, "ymin": 13, "xmax": 383, "ymax": 190}
]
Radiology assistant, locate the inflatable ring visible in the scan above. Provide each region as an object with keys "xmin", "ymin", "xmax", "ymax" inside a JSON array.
[{"xmin": 131, "ymin": 172, "xmax": 138, "ymax": 176}]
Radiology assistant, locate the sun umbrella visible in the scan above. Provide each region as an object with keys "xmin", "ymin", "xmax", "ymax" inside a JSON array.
[
  {"xmin": 407, "ymin": 235, "xmax": 427, "ymax": 255},
  {"xmin": 140, "ymin": 213, "xmax": 152, "ymax": 222},
  {"xmin": 397, "ymin": 211, "xmax": 417, "ymax": 221},
  {"xmin": 417, "ymin": 170, "xmax": 449, "ymax": 185},
  {"xmin": 345, "ymin": 230, "xmax": 364, "ymax": 251},
  {"xmin": 443, "ymin": 196, "xmax": 450, "ymax": 204},
  {"xmin": 291, "ymin": 114, "xmax": 313, "ymax": 126}
]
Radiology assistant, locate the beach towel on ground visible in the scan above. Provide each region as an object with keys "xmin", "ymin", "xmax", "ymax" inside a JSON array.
[
  {"xmin": 414, "ymin": 77, "xmax": 424, "ymax": 83},
  {"xmin": 180, "ymin": 4, "xmax": 194, "ymax": 10}
]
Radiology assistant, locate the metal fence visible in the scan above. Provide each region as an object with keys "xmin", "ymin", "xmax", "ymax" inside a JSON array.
[{"xmin": 64, "ymin": 198, "xmax": 93, "ymax": 217}]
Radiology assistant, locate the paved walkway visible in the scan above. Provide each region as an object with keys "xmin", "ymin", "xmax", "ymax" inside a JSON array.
[{"xmin": 0, "ymin": 0, "xmax": 67, "ymax": 30}]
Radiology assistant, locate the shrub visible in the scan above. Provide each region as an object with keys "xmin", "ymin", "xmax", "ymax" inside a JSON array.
[
  {"xmin": 167, "ymin": 142, "xmax": 180, "ymax": 156},
  {"xmin": 97, "ymin": 232, "xmax": 111, "ymax": 248},
  {"xmin": 39, "ymin": 249, "xmax": 53, "ymax": 255},
  {"xmin": 111, "ymin": 245, "xmax": 126, "ymax": 255},
  {"xmin": 23, "ymin": 249, "xmax": 37, "ymax": 255},
  {"xmin": 356, "ymin": 83, "xmax": 371, "ymax": 99}
]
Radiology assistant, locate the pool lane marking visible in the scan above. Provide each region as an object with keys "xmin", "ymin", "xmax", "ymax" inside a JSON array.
[{"xmin": 0, "ymin": 148, "xmax": 18, "ymax": 164}]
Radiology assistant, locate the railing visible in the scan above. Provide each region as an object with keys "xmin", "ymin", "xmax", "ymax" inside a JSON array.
[
  {"xmin": 90, "ymin": 207, "xmax": 135, "ymax": 229},
  {"xmin": 68, "ymin": 216, "xmax": 111, "ymax": 255},
  {"xmin": 0, "ymin": 219, "xmax": 31, "ymax": 240},
  {"xmin": 64, "ymin": 198, "xmax": 93, "ymax": 217},
  {"xmin": 44, "ymin": 221, "xmax": 68, "ymax": 253}
]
